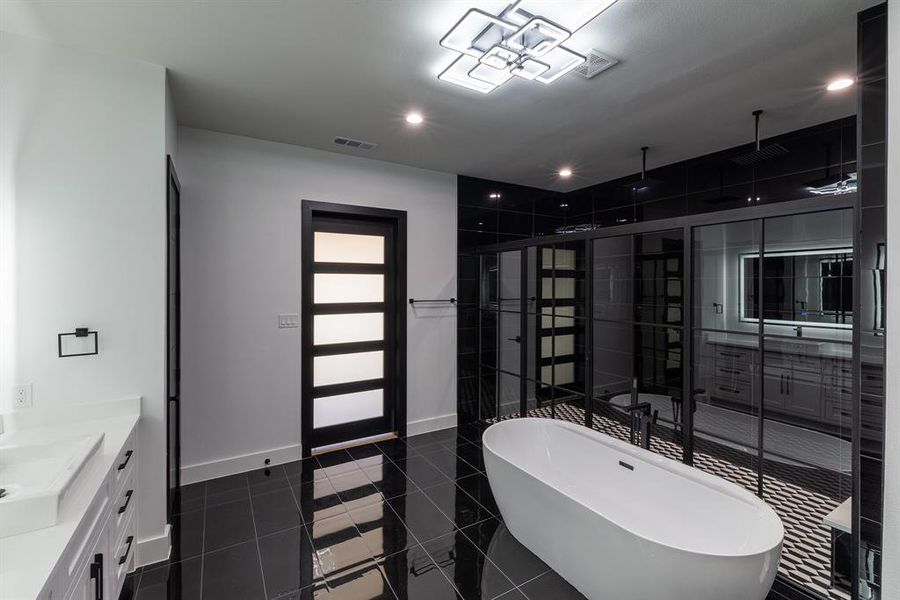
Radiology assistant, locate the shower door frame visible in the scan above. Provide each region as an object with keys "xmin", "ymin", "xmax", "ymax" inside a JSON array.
[{"xmin": 475, "ymin": 193, "xmax": 860, "ymax": 600}]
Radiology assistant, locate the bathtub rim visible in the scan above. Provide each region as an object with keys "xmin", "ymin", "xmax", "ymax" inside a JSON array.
[{"xmin": 482, "ymin": 417, "xmax": 785, "ymax": 559}]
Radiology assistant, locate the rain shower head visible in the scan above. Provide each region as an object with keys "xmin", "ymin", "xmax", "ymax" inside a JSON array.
[{"xmin": 730, "ymin": 110, "xmax": 789, "ymax": 166}]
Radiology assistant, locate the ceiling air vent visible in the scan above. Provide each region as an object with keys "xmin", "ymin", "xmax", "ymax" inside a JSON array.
[
  {"xmin": 333, "ymin": 136, "xmax": 378, "ymax": 151},
  {"xmin": 572, "ymin": 50, "xmax": 618, "ymax": 79}
]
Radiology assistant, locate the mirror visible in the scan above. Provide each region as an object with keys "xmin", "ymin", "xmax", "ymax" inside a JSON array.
[{"xmin": 740, "ymin": 248, "xmax": 853, "ymax": 328}]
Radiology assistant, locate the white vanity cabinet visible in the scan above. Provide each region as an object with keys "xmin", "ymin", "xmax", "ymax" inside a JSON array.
[
  {"xmin": 37, "ymin": 425, "xmax": 138, "ymax": 600},
  {"xmin": 66, "ymin": 524, "xmax": 109, "ymax": 600},
  {"xmin": 705, "ymin": 338, "xmax": 853, "ymax": 429}
]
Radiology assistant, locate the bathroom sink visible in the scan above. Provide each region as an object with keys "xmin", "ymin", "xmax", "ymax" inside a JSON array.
[{"xmin": 0, "ymin": 432, "xmax": 104, "ymax": 538}]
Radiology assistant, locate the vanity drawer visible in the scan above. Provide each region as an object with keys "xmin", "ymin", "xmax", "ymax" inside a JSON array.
[
  {"xmin": 712, "ymin": 365, "xmax": 752, "ymax": 383},
  {"xmin": 711, "ymin": 379, "xmax": 754, "ymax": 406},
  {"xmin": 111, "ymin": 466, "xmax": 137, "ymax": 546},
  {"xmin": 712, "ymin": 345, "xmax": 754, "ymax": 363},
  {"xmin": 113, "ymin": 430, "xmax": 136, "ymax": 492},
  {"xmin": 824, "ymin": 398, "xmax": 852, "ymax": 423},
  {"xmin": 111, "ymin": 514, "xmax": 136, "ymax": 599}
]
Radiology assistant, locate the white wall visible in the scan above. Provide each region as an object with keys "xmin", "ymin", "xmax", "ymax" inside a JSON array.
[
  {"xmin": 0, "ymin": 32, "xmax": 169, "ymax": 566},
  {"xmin": 165, "ymin": 73, "xmax": 177, "ymax": 161},
  {"xmin": 882, "ymin": 1, "xmax": 898, "ymax": 596},
  {"xmin": 177, "ymin": 127, "xmax": 457, "ymax": 481}
]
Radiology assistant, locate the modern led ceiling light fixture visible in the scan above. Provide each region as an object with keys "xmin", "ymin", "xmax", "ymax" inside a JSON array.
[{"xmin": 438, "ymin": 0, "xmax": 619, "ymax": 93}]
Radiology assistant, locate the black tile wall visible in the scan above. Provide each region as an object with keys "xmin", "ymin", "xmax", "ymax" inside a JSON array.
[
  {"xmin": 856, "ymin": 4, "xmax": 887, "ymax": 600},
  {"xmin": 457, "ymin": 177, "xmax": 566, "ymax": 423},
  {"xmin": 455, "ymin": 10, "xmax": 887, "ymax": 596},
  {"xmin": 457, "ymin": 114, "xmax": 857, "ymax": 425}
]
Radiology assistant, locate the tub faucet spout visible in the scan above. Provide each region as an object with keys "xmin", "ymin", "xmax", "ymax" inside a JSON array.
[{"xmin": 622, "ymin": 403, "xmax": 659, "ymax": 450}]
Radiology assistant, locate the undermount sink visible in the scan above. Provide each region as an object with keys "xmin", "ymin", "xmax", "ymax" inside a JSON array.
[{"xmin": 0, "ymin": 431, "xmax": 104, "ymax": 538}]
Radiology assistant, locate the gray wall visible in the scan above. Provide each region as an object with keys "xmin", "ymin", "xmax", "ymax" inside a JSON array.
[
  {"xmin": 177, "ymin": 127, "xmax": 458, "ymax": 483},
  {"xmin": 0, "ymin": 31, "xmax": 169, "ymax": 566}
]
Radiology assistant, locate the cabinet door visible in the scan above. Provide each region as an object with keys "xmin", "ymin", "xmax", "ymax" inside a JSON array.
[
  {"xmin": 763, "ymin": 366, "xmax": 788, "ymax": 411},
  {"xmin": 66, "ymin": 522, "xmax": 110, "ymax": 600},
  {"xmin": 784, "ymin": 372, "xmax": 823, "ymax": 420}
]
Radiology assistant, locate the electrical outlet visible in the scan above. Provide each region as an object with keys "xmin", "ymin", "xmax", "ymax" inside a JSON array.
[{"xmin": 13, "ymin": 384, "xmax": 33, "ymax": 409}]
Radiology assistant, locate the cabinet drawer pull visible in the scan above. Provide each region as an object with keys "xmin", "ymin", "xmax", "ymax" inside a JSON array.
[
  {"xmin": 117, "ymin": 450, "xmax": 133, "ymax": 471},
  {"xmin": 90, "ymin": 553, "xmax": 104, "ymax": 600},
  {"xmin": 119, "ymin": 536, "xmax": 135, "ymax": 565},
  {"xmin": 118, "ymin": 489, "xmax": 134, "ymax": 514}
]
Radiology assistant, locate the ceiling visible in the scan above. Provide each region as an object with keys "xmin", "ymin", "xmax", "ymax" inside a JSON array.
[{"xmin": 1, "ymin": 0, "xmax": 858, "ymax": 191}]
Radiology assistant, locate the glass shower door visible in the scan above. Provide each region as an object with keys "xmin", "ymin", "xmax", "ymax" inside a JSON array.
[
  {"xmin": 691, "ymin": 219, "xmax": 763, "ymax": 491},
  {"xmin": 591, "ymin": 230, "xmax": 685, "ymax": 456},
  {"xmin": 691, "ymin": 209, "xmax": 855, "ymax": 598},
  {"xmin": 478, "ymin": 249, "xmax": 529, "ymax": 420}
]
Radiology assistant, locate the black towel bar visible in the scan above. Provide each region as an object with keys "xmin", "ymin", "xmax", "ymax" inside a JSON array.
[{"xmin": 409, "ymin": 298, "xmax": 456, "ymax": 305}]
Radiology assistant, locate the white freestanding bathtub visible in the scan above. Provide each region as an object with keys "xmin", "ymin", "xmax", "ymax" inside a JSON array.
[{"xmin": 483, "ymin": 418, "xmax": 783, "ymax": 600}]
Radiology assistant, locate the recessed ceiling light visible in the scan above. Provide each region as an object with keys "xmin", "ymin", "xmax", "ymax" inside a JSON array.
[
  {"xmin": 560, "ymin": 203, "xmax": 569, "ymax": 208},
  {"xmin": 405, "ymin": 112, "xmax": 424, "ymax": 125},
  {"xmin": 559, "ymin": 167, "xmax": 573, "ymax": 178},
  {"xmin": 826, "ymin": 78, "xmax": 854, "ymax": 91},
  {"xmin": 488, "ymin": 192, "xmax": 501, "ymax": 199}
]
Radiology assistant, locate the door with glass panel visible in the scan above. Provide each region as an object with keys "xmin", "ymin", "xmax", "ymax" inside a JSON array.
[{"xmin": 301, "ymin": 201, "xmax": 406, "ymax": 453}]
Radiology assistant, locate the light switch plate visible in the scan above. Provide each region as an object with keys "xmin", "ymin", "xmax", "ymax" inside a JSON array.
[{"xmin": 278, "ymin": 313, "xmax": 299, "ymax": 329}]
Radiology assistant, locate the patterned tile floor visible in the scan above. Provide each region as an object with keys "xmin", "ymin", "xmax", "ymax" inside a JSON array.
[{"xmin": 489, "ymin": 402, "xmax": 851, "ymax": 600}]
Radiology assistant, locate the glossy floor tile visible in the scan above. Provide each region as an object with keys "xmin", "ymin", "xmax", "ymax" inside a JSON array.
[{"xmin": 124, "ymin": 424, "xmax": 594, "ymax": 600}]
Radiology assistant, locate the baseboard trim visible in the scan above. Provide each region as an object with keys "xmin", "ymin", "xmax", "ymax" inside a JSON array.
[
  {"xmin": 407, "ymin": 413, "xmax": 457, "ymax": 436},
  {"xmin": 136, "ymin": 524, "xmax": 170, "ymax": 568},
  {"xmin": 181, "ymin": 415, "xmax": 457, "ymax": 484},
  {"xmin": 181, "ymin": 443, "xmax": 303, "ymax": 485}
]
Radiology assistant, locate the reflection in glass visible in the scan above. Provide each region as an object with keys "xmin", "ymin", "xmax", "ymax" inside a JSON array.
[
  {"xmin": 499, "ymin": 250, "xmax": 521, "ymax": 312},
  {"xmin": 741, "ymin": 249, "xmax": 852, "ymax": 327},
  {"xmin": 762, "ymin": 210, "xmax": 854, "ymax": 340},
  {"xmin": 480, "ymin": 253, "xmax": 498, "ymax": 308},
  {"xmin": 693, "ymin": 220, "xmax": 761, "ymax": 332},
  {"xmin": 499, "ymin": 311, "xmax": 521, "ymax": 374}
]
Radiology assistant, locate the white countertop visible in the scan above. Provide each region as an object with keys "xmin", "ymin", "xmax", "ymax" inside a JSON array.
[
  {"xmin": 704, "ymin": 332, "xmax": 856, "ymax": 360},
  {"xmin": 0, "ymin": 398, "xmax": 140, "ymax": 600},
  {"xmin": 822, "ymin": 497, "xmax": 852, "ymax": 534}
]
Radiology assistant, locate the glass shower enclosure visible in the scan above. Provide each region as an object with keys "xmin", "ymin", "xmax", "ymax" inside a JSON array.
[{"xmin": 474, "ymin": 197, "xmax": 859, "ymax": 600}]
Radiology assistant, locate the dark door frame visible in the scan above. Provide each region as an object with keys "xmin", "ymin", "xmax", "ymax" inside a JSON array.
[
  {"xmin": 165, "ymin": 155, "xmax": 181, "ymax": 524},
  {"xmin": 300, "ymin": 200, "xmax": 407, "ymax": 456}
]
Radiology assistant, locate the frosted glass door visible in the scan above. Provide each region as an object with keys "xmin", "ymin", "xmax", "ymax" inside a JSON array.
[{"xmin": 302, "ymin": 205, "xmax": 403, "ymax": 451}]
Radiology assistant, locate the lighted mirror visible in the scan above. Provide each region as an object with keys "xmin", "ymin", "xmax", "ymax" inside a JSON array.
[{"xmin": 740, "ymin": 248, "xmax": 853, "ymax": 328}]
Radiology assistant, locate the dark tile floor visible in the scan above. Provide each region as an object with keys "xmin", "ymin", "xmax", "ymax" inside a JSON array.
[{"xmin": 122, "ymin": 423, "xmax": 584, "ymax": 600}]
